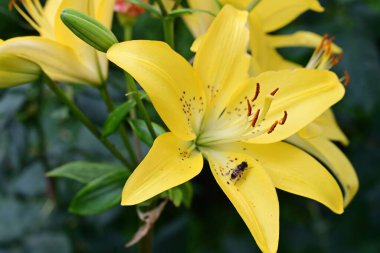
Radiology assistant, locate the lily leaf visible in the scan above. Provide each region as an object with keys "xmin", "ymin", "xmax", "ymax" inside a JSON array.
[
  {"xmin": 102, "ymin": 100, "xmax": 136, "ymax": 137},
  {"xmin": 128, "ymin": 119, "xmax": 166, "ymax": 146},
  {"xmin": 47, "ymin": 161, "xmax": 126, "ymax": 184},
  {"xmin": 69, "ymin": 170, "xmax": 129, "ymax": 215}
]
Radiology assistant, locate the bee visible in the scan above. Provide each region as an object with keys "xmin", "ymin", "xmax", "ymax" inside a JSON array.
[{"xmin": 230, "ymin": 161, "xmax": 248, "ymax": 180}]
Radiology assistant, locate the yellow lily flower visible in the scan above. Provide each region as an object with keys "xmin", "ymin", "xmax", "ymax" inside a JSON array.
[
  {"xmin": 184, "ymin": 0, "xmax": 341, "ymax": 74},
  {"xmin": 285, "ymin": 36, "xmax": 359, "ymax": 207},
  {"xmin": 0, "ymin": 0, "xmax": 115, "ymax": 85},
  {"xmin": 0, "ymin": 39, "xmax": 41, "ymax": 87},
  {"xmin": 107, "ymin": 6, "xmax": 345, "ymax": 252}
]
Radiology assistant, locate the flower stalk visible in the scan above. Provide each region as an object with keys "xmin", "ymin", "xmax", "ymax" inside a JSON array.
[{"xmin": 42, "ymin": 73, "xmax": 132, "ymax": 170}]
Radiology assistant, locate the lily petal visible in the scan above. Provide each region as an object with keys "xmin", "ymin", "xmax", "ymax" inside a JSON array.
[
  {"xmin": 287, "ymin": 135, "xmax": 358, "ymax": 207},
  {"xmin": 94, "ymin": 0, "xmax": 116, "ymax": 28},
  {"xmin": 205, "ymin": 148, "xmax": 279, "ymax": 253},
  {"xmin": 218, "ymin": 142, "xmax": 344, "ymax": 214},
  {"xmin": 313, "ymin": 109, "xmax": 349, "ymax": 145},
  {"xmin": 107, "ymin": 41, "xmax": 205, "ymax": 140},
  {"xmin": 227, "ymin": 69, "xmax": 345, "ymax": 143},
  {"xmin": 218, "ymin": 0, "xmax": 250, "ymax": 10},
  {"xmin": 0, "ymin": 54, "xmax": 41, "ymax": 88},
  {"xmin": 122, "ymin": 133, "xmax": 203, "ymax": 205},
  {"xmin": 249, "ymin": 12, "xmax": 300, "ymax": 76},
  {"xmin": 267, "ymin": 31, "xmax": 342, "ymax": 54},
  {"xmin": 194, "ymin": 5, "xmax": 250, "ymax": 114},
  {"xmin": 252, "ymin": 0, "xmax": 324, "ymax": 33},
  {"xmin": 183, "ymin": 0, "xmax": 219, "ymax": 38},
  {"xmin": 54, "ymin": 0, "xmax": 98, "ymax": 75},
  {"xmin": 44, "ymin": 0, "xmax": 63, "ymax": 31},
  {"xmin": 0, "ymin": 37, "xmax": 99, "ymax": 85}
]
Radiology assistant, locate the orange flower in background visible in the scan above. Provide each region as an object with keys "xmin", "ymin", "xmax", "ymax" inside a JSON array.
[{"xmin": 114, "ymin": 0, "xmax": 147, "ymax": 17}]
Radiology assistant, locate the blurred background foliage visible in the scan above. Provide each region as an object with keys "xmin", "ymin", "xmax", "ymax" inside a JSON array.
[{"xmin": 0, "ymin": 0, "xmax": 379, "ymax": 252}]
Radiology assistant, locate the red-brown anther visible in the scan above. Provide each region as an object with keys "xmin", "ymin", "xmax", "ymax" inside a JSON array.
[
  {"xmin": 8, "ymin": 0, "xmax": 16, "ymax": 10},
  {"xmin": 332, "ymin": 53, "xmax": 343, "ymax": 66},
  {"xmin": 316, "ymin": 34, "xmax": 329, "ymax": 52},
  {"xmin": 344, "ymin": 70, "xmax": 350, "ymax": 86},
  {"xmin": 267, "ymin": 121, "xmax": 279, "ymax": 134},
  {"xmin": 251, "ymin": 109, "xmax": 260, "ymax": 127},
  {"xmin": 279, "ymin": 111, "xmax": 287, "ymax": 125},
  {"xmin": 251, "ymin": 83, "xmax": 260, "ymax": 102},
  {"xmin": 270, "ymin": 88, "xmax": 279, "ymax": 96},
  {"xmin": 246, "ymin": 99, "xmax": 252, "ymax": 116}
]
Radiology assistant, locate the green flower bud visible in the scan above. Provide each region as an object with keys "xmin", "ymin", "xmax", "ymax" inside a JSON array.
[
  {"xmin": 0, "ymin": 54, "xmax": 41, "ymax": 88},
  {"xmin": 61, "ymin": 9, "xmax": 119, "ymax": 53}
]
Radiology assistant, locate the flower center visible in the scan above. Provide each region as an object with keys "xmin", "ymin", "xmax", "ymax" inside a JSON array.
[{"xmin": 196, "ymin": 82, "xmax": 287, "ymax": 147}]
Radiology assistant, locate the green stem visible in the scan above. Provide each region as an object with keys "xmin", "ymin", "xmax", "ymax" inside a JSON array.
[
  {"xmin": 124, "ymin": 25, "xmax": 133, "ymax": 42},
  {"xmin": 125, "ymin": 74, "xmax": 157, "ymax": 139},
  {"xmin": 98, "ymin": 84, "xmax": 139, "ymax": 166},
  {"xmin": 42, "ymin": 73, "xmax": 132, "ymax": 170},
  {"xmin": 171, "ymin": 0, "xmax": 181, "ymax": 10},
  {"xmin": 163, "ymin": 17, "xmax": 175, "ymax": 49},
  {"xmin": 155, "ymin": 0, "xmax": 167, "ymax": 16},
  {"xmin": 123, "ymin": 24, "xmax": 143, "ymax": 160}
]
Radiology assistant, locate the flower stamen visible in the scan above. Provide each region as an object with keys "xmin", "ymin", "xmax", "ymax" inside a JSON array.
[
  {"xmin": 246, "ymin": 99, "xmax": 252, "ymax": 116},
  {"xmin": 267, "ymin": 120, "xmax": 278, "ymax": 134},
  {"xmin": 251, "ymin": 82, "xmax": 260, "ymax": 102},
  {"xmin": 279, "ymin": 110, "xmax": 288, "ymax": 125},
  {"xmin": 251, "ymin": 109, "xmax": 260, "ymax": 127}
]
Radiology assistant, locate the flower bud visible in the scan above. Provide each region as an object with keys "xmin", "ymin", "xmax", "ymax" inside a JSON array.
[
  {"xmin": 61, "ymin": 9, "xmax": 119, "ymax": 53},
  {"xmin": 0, "ymin": 54, "xmax": 41, "ymax": 88}
]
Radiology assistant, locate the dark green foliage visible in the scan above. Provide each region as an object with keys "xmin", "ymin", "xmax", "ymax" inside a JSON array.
[{"xmin": 0, "ymin": 0, "xmax": 380, "ymax": 252}]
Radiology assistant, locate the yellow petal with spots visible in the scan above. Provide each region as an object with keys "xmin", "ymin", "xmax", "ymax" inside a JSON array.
[
  {"xmin": 122, "ymin": 133, "xmax": 203, "ymax": 205},
  {"xmin": 194, "ymin": 5, "xmax": 250, "ymax": 114},
  {"xmin": 287, "ymin": 135, "xmax": 358, "ymax": 207},
  {"xmin": 252, "ymin": 0, "xmax": 324, "ymax": 32},
  {"xmin": 267, "ymin": 31, "xmax": 342, "ymax": 54},
  {"xmin": 226, "ymin": 69, "xmax": 345, "ymax": 143},
  {"xmin": 107, "ymin": 41, "xmax": 205, "ymax": 141},
  {"xmin": 0, "ymin": 37, "xmax": 99, "ymax": 85},
  {"xmin": 218, "ymin": 141, "xmax": 344, "ymax": 214},
  {"xmin": 205, "ymin": 148, "xmax": 279, "ymax": 253}
]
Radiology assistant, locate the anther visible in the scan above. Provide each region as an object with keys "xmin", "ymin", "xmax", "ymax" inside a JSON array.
[
  {"xmin": 8, "ymin": 0, "xmax": 16, "ymax": 10},
  {"xmin": 251, "ymin": 83, "xmax": 260, "ymax": 102},
  {"xmin": 267, "ymin": 121, "xmax": 279, "ymax": 134},
  {"xmin": 279, "ymin": 111, "xmax": 287, "ymax": 125},
  {"xmin": 343, "ymin": 70, "xmax": 350, "ymax": 86},
  {"xmin": 270, "ymin": 88, "xmax": 279, "ymax": 96},
  {"xmin": 246, "ymin": 99, "xmax": 252, "ymax": 116},
  {"xmin": 251, "ymin": 109, "xmax": 260, "ymax": 127}
]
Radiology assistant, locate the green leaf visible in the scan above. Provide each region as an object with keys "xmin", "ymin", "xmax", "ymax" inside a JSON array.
[
  {"xmin": 69, "ymin": 170, "xmax": 129, "ymax": 215},
  {"xmin": 167, "ymin": 8, "xmax": 216, "ymax": 19},
  {"xmin": 159, "ymin": 182, "xmax": 193, "ymax": 208},
  {"xmin": 47, "ymin": 161, "xmax": 125, "ymax": 184},
  {"xmin": 102, "ymin": 100, "xmax": 136, "ymax": 137},
  {"xmin": 128, "ymin": 119, "xmax": 166, "ymax": 146},
  {"xmin": 169, "ymin": 188, "xmax": 183, "ymax": 207},
  {"xmin": 180, "ymin": 182, "xmax": 193, "ymax": 208}
]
